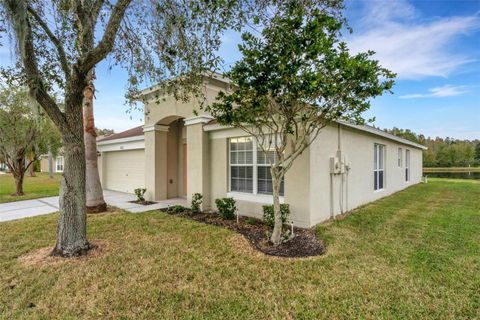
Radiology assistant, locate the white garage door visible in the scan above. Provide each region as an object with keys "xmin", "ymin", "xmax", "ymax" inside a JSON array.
[{"xmin": 104, "ymin": 149, "xmax": 145, "ymax": 194}]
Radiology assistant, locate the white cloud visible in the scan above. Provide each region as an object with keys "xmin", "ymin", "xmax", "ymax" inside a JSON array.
[
  {"xmin": 399, "ymin": 84, "xmax": 469, "ymax": 99},
  {"xmin": 347, "ymin": 0, "xmax": 480, "ymax": 79}
]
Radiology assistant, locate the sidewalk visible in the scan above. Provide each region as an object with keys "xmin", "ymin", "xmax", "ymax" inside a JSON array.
[{"xmin": 0, "ymin": 190, "xmax": 188, "ymax": 222}]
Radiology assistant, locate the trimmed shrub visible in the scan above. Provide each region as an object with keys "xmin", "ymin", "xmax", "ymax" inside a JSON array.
[
  {"xmin": 134, "ymin": 188, "xmax": 146, "ymax": 202},
  {"xmin": 215, "ymin": 197, "xmax": 237, "ymax": 220},
  {"xmin": 167, "ymin": 205, "xmax": 188, "ymax": 214},
  {"xmin": 262, "ymin": 204, "xmax": 290, "ymax": 228},
  {"xmin": 191, "ymin": 193, "xmax": 203, "ymax": 213}
]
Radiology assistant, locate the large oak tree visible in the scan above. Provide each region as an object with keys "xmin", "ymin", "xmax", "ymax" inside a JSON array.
[{"xmin": 0, "ymin": 0, "xmax": 274, "ymax": 256}]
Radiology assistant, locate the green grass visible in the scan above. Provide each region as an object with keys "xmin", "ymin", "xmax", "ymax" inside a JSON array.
[
  {"xmin": 423, "ymin": 167, "xmax": 480, "ymax": 172},
  {"xmin": 0, "ymin": 172, "xmax": 61, "ymax": 203},
  {"xmin": 1, "ymin": 179, "xmax": 479, "ymax": 319}
]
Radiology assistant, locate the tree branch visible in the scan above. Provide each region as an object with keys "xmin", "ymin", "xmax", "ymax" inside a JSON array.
[
  {"xmin": 4, "ymin": 1, "xmax": 68, "ymax": 132},
  {"xmin": 80, "ymin": 0, "xmax": 132, "ymax": 73},
  {"xmin": 26, "ymin": 4, "xmax": 70, "ymax": 80}
]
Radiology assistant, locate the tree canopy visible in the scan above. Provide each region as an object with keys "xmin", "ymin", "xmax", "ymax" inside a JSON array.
[{"xmin": 386, "ymin": 127, "xmax": 479, "ymax": 167}]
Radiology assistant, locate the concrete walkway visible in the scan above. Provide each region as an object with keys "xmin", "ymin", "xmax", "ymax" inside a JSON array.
[{"xmin": 0, "ymin": 190, "xmax": 188, "ymax": 222}]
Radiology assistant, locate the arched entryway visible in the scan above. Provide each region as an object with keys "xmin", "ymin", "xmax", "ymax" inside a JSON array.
[
  {"xmin": 160, "ymin": 117, "xmax": 187, "ymax": 199},
  {"xmin": 143, "ymin": 115, "xmax": 186, "ymax": 201}
]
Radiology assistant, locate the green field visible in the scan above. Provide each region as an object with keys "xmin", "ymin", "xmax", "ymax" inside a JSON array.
[
  {"xmin": 1, "ymin": 179, "xmax": 479, "ymax": 319},
  {"xmin": 0, "ymin": 173, "xmax": 61, "ymax": 203},
  {"xmin": 423, "ymin": 167, "xmax": 480, "ymax": 172}
]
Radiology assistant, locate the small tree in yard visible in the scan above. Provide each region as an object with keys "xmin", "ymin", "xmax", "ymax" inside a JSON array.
[
  {"xmin": 0, "ymin": 87, "xmax": 49, "ymax": 195},
  {"xmin": 208, "ymin": 6, "xmax": 395, "ymax": 245}
]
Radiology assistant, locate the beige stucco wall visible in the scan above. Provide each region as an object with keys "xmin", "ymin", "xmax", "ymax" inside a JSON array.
[
  {"xmin": 309, "ymin": 124, "xmax": 423, "ymax": 225},
  {"xmin": 143, "ymin": 78, "xmax": 229, "ymax": 127},
  {"xmin": 144, "ymin": 129, "xmax": 168, "ymax": 201},
  {"xmin": 206, "ymin": 123, "xmax": 423, "ymax": 228},
  {"xmin": 186, "ymin": 122, "xmax": 210, "ymax": 208}
]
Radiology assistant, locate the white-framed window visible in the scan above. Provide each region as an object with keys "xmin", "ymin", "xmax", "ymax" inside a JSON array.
[
  {"xmin": 374, "ymin": 144, "xmax": 385, "ymax": 191},
  {"xmin": 398, "ymin": 148, "xmax": 403, "ymax": 167},
  {"xmin": 229, "ymin": 137, "xmax": 284, "ymax": 196},
  {"xmin": 56, "ymin": 156, "xmax": 64, "ymax": 172},
  {"xmin": 405, "ymin": 149, "xmax": 410, "ymax": 182},
  {"xmin": 229, "ymin": 137, "xmax": 254, "ymax": 193}
]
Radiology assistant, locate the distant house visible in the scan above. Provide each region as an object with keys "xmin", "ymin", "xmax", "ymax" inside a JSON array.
[
  {"xmin": 97, "ymin": 73, "xmax": 426, "ymax": 227},
  {"xmin": 40, "ymin": 154, "xmax": 64, "ymax": 173}
]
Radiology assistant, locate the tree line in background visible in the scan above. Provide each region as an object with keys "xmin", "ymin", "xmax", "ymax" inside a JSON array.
[{"xmin": 386, "ymin": 128, "xmax": 480, "ymax": 168}]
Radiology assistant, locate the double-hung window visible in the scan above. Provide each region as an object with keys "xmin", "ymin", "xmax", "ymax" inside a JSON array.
[
  {"xmin": 229, "ymin": 136, "xmax": 284, "ymax": 196},
  {"xmin": 405, "ymin": 149, "xmax": 410, "ymax": 182},
  {"xmin": 56, "ymin": 156, "xmax": 64, "ymax": 172},
  {"xmin": 374, "ymin": 144, "xmax": 385, "ymax": 191},
  {"xmin": 257, "ymin": 139, "xmax": 284, "ymax": 195},
  {"xmin": 229, "ymin": 137, "xmax": 254, "ymax": 193}
]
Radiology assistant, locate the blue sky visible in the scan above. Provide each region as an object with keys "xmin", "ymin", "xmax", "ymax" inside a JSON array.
[{"xmin": 1, "ymin": 0, "xmax": 479, "ymax": 139}]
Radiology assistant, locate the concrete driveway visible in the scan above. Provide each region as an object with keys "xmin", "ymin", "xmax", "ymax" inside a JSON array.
[{"xmin": 0, "ymin": 190, "xmax": 188, "ymax": 222}]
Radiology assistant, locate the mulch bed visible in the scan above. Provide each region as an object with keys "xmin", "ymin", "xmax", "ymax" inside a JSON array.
[
  {"xmin": 160, "ymin": 209, "xmax": 325, "ymax": 258},
  {"xmin": 129, "ymin": 200, "xmax": 157, "ymax": 205}
]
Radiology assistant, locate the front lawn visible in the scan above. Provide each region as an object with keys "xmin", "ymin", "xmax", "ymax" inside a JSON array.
[
  {"xmin": 0, "ymin": 172, "xmax": 61, "ymax": 203},
  {"xmin": 1, "ymin": 179, "xmax": 479, "ymax": 319}
]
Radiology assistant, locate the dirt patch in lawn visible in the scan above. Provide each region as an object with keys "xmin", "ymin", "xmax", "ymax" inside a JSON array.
[
  {"xmin": 161, "ymin": 210, "xmax": 325, "ymax": 258},
  {"xmin": 18, "ymin": 240, "xmax": 112, "ymax": 268}
]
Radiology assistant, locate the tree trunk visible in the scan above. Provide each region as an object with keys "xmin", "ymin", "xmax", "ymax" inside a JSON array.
[
  {"xmin": 83, "ymin": 70, "xmax": 107, "ymax": 213},
  {"xmin": 28, "ymin": 160, "xmax": 36, "ymax": 177},
  {"xmin": 52, "ymin": 134, "xmax": 91, "ymax": 257},
  {"xmin": 270, "ymin": 166, "xmax": 283, "ymax": 245},
  {"xmin": 14, "ymin": 174, "xmax": 24, "ymax": 196},
  {"xmin": 48, "ymin": 151, "xmax": 54, "ymax": 178}
]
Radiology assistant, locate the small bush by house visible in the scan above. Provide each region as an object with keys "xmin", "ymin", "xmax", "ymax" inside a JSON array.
[
  {"xmin": 262, "ymin": 204, "xmax": 290, "ymax": 228},
  {"xmin": 215, "ymin": 197, "xmax": 237, "ymax": 220},
  {"xmin": 191, "ymin": 193, "xmax": 203, "ymax": 213}
]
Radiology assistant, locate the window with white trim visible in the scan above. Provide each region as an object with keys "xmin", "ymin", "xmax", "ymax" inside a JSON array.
[
  {"xmin": 56, "ymin": 156, "xmax": 64, "ymax": 172},
  {"xmin": 229, "ymin": 137, "xmax": 284, "ymax": 196},
  {"xmin": 229, "ymin": 137, "xmax": 253, "ymax": 193},
  {"xmin": 405, "ymin": 149, "xmax": 410, "ymax": 182},
  {"xmin": 374, "ymin": 144, "xmax": 385, "ymax": 191},
  {"xmin": 398, "ymin": 147, "xmax": 403, "ymax": 167}
]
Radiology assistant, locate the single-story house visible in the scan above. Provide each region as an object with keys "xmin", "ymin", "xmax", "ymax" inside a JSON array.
[
  {"xmin": 97, "ymin": 73, "xmax": 426, "ymax": 227},
  {"xmin": 40, "ymin": 154, "xmax": 64, "ymax": 173}
]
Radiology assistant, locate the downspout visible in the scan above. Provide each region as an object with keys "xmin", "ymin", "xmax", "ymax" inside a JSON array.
[
  {"xmin": 330, "ymin": 172, "xmax": 334, "ymax": 219},
  {"xmin": 338, "ymin": 124, "xmax": 344, "ymax": 215}
]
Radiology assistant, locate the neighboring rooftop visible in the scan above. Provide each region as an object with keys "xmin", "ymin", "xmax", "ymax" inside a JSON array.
[{"xmin": 97, "ymin": 126, "xmax": 144, "ymax": 142}]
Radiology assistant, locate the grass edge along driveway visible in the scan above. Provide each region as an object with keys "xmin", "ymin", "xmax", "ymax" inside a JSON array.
[{"xmin": 0, "ymin": 173, "xmax": 61, "ymax": 204}]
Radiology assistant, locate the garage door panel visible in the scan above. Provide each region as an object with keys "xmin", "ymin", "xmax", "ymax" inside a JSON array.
[{"xmin": 105, "ymin": 149, "xmax": 145, "ymax": 194}]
